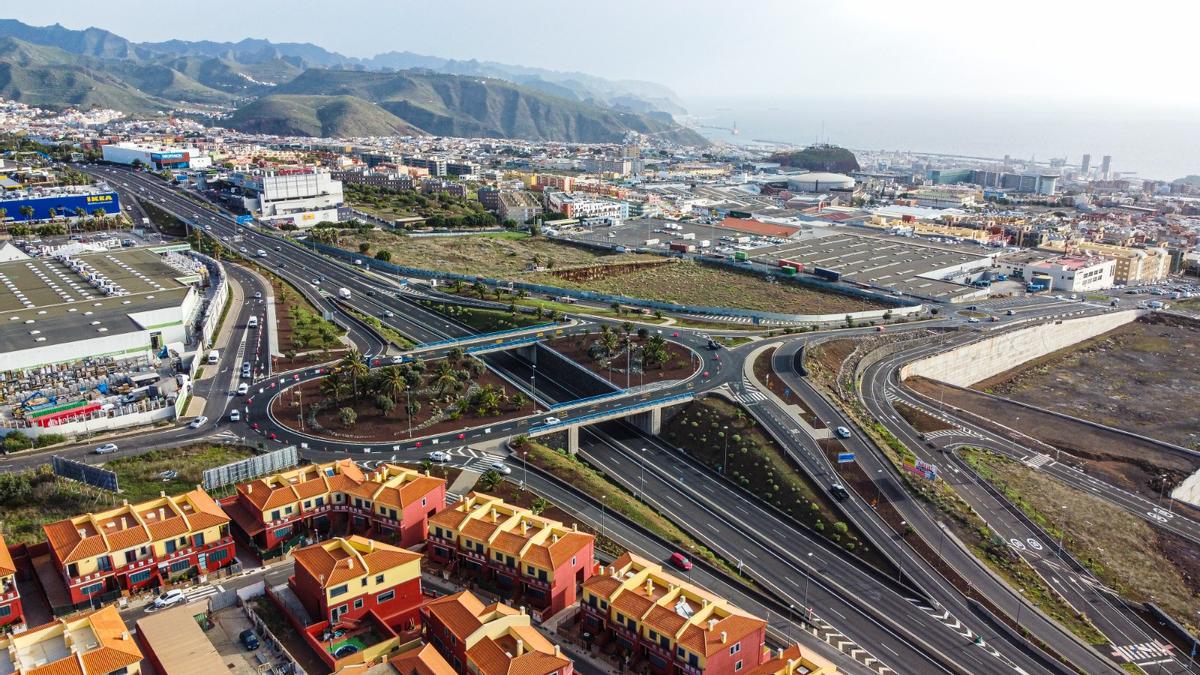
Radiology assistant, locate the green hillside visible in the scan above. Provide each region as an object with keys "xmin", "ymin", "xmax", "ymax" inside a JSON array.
[
  {"xmin": 769, "ymin": 144, "xmax": 861, "ymax": 173},
  {"xmin": 224, "ymin": 95, "xmax": 424, "ymax": 137},
  {"xmin": 271, "ymin": 69, "xmax": 706, "ymax": 144}
]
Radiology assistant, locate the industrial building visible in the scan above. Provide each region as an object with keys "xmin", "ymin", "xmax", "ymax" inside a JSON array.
[
  {"xmin": 101, "ymin": 141, "xmax": 211, "ymax": 170},
  {"xmin": 1040, "ymin": 241, "xmax": 1171, "ymax": 285},
  {"xmin": 997, "ymin": 251, "xmax": 1117, "ymax": 292},
  {"xmin": 230, "ymin": 168, "xmax": 344, "ymax": 228},
  {"xmin": 785, "ymin": 172, "xmax": 856, "ymax": 193},
  {"xmin": 0, "ymin": 187, "xmax": 120, "ymax": 224}
]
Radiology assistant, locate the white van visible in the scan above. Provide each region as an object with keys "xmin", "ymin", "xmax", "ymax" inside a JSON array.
[
  {"xmin": 207, "ymin": 350, "xmax": 220, "ymax": 365},
  {"xmin": 248, "ymin": 315, "xmax": 259, "ymax": 328}
]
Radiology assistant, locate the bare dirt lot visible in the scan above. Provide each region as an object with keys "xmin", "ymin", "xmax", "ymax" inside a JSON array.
[
  {"xmin": 908, "ymin": 376, "xmax": 1200, "ymax": 496},
  {"xmin": 973, "ymin": 314, "xmax": 1200, "ymax": 450},
  {"xmin": 342, "ymin": 232, "xmax": 885, "ymax": 315}
]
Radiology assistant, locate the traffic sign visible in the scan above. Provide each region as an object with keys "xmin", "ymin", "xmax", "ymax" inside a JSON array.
[{"xmin": 837, "ymin": 453, "xmax": 856, "ymax": 464}]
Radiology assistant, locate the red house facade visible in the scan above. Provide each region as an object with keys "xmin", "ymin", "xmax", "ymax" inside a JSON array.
[{"xmin": 0, "ymin": 537, "xmax": 23, "ymax": 632}]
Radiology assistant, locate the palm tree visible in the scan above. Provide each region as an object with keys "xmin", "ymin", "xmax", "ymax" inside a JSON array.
[
  {"xmin": 434, "ymin": 371, "xmax": 459, "ymax": 399},
  {"xmin": 339, "ymin": 349, "xmax": 368, "ymax": 399},
  {"xmin": 320, "ymin": 373, "xmax": 351, "ymax": 402},
  {"xmin": 380, "ymin": 367, "xmax": 407, "ymax": 411},
  {"xmin": 19, "ymin": 205, "xmax": 34, "ymax": 223}
]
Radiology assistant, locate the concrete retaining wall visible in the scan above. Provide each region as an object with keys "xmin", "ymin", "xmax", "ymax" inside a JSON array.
[{"xmin": 901, "ymin": 310, "xmax": 1145, "ymax": 387}]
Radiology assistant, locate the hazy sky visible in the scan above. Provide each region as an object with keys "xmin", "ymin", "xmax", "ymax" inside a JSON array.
[{"xmin": 6, "ymin": 0, "xmax": 1197, "ymax": 105}]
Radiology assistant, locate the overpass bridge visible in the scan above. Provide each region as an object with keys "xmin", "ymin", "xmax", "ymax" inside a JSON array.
[{"xmin": 528, "ymin": 392, "xmax": 694, "ymax": 453}]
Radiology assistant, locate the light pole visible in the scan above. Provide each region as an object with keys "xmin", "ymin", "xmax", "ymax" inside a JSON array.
[
  {"xmin": 522, "ymin": 451, "xmax": 528, "ymax": 488},
  {"xmin": 1057, "ymin": 505, "xmax": 1068, "ymax": 555},
  {"xmin": 802, "ymin": 551, "xmax": 813, "ymax": 625},
  {"xmin": 897, "ymin": 521, "xmax": 907, "ymax": 583},
  {"xmin": 1015, "ymin": 588, "xmax": 1025, "ymax": 629},
  {"xmin": 722, "ymin": 426, "xmax": 729, "ymax": 475},
  {"xmin": 639, "ymin": 447, "xmax": 646, "ymax": 500}
]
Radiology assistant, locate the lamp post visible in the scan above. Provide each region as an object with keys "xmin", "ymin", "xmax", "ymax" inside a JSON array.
[
  {"xmin": 639, "ymin": 447, "xmax": 647, "ymax": 500},
  {"xmin": 802, "ymin": 551, "xmax": 813, "ymax": 625},
  {"xmin": 522, "ymin": 451, "xmax": 528, "ymax": 488},
  {"xmin": 722, "ymin": 426, "xmax": 729, "ymax": 475},
  {"xmin": 1058, "ymin": 505, "xmax": 1068, "ymax": 555}
]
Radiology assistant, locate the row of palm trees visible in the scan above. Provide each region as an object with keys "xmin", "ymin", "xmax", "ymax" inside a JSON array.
[{"xmin": 0, "ymin": 206, "xmax": 127, "ymax": 236}]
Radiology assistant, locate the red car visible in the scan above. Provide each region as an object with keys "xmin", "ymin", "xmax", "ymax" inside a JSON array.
[
  {"xmin": 669, "ymin": 552, "xmax": 693, "ymax": 571},
  {"xmin": 457, "ymin": 432, "xmax": 466, "ymax": 440}
]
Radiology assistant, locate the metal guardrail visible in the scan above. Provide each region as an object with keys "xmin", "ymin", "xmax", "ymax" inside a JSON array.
[
  {"xmin": 417, "ymin": 322, "xmax": 559, "ymax": 349},
  {"xmin": 548, "ymin": 389, "xmax": 629, "ymax": 411},
  {"xmin": 465, "ymin": 336, "xmax": 540, "ymax": 353},
  {"xmin": 530, "ymin": 392, "xmax": 693, "ymax": 431}
]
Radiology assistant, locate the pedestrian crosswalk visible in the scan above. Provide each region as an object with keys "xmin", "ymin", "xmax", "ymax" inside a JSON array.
[
  {"xmin": 733, "ymin": 378, "xmax": 768, "ymax": 405},
  {"xmin": 1022, "ymin": 452, "xmax": 1053, "ymax": 469},
  {"xmin": 1111, "ymin": 641, "xmax": 1175, "ymax": 666},
  {"xmin": 444, "ymin": 491, "xmax": 462, "ymax": 506},
  {"xmin": 183, "ymin": 585, "xmax": 219, "ymax": 604}
]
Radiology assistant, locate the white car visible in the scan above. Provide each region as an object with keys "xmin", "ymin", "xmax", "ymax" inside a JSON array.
[
  {"xmin": 488, "ymin": 461, "xmax": 512, "ymax": 475},
  {"xmin": 189, "ymin": 416, "xmax": 209, "ymax": 429},
  {"xmin": 236, "ymin": 383, "xmax": 249, "ymax": 395},
  {"xmin": 834, "ymin": 426, "xmax": 852, "ymax": 439},
  {"xmin": 428, "ymin": 450, "xmax": 452, "ymax": 463},
  {"xmin": 94, "ymin": 443, "xmax": 119, "ymax": 455},
  {"xmin": 229, "ymin": 409, "xmax": 241, "ymax": 422},
  {"xmin": 543, "ymin": 416, "xmax": 562, "ymax": 426},
  {"xmin": 254, "ymin": 291, "xmax": 262, "ymax": 299},
  {"xmin": 153, "ymin": 589, "xmax": 186, "ymax": 609}
]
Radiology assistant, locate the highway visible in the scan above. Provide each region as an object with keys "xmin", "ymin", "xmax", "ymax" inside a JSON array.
[{"xmin": 29, "ymin": 163, "xmax": 1157, "ymax": 674}]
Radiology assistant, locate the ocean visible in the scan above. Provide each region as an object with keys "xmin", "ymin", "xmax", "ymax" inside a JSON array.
[{"xmin": 685, "ymin": 97, "xmax": 1200, "ymax": 182}]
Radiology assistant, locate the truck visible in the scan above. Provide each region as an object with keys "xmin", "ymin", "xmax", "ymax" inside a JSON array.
[
  {"xmin": 779, "ymin": 258, "xmax": 805, "ymax": 274},
  {"xmin": 669, "ymin": 242, "xmax": 695, "ymax": 253},
  {"xmin": 733, "ymin": 251, "xmax": 749, "ymax": 262},
  {"xmin": 813, "ymin": 267, "xmax": 841, "ymax": 282},
  {"xmin": 338, "ymin": 287, "xmax": 352, "ymax": 300},
  {"xmin": 1026, "ymin": 282, "xmax": 1047, "ymax": 292}
]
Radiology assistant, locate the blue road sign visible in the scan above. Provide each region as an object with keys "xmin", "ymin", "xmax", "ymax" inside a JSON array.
[{"xmin": 837, "ymin": 453, "xmax": 856, "ymax": 464}]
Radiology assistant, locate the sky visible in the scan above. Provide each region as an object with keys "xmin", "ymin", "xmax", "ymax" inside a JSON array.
[{"xmin": 5, "ymin": 0, "xmax": 1199, "ymax": 107}]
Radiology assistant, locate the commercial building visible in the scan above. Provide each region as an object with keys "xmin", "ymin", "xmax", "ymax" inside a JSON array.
[
  {"xmin": 581, "ymin": 552, "xmax": 768, "ymax": 675},
  {"xmin": 42, "ymin": 488, "xmax": 234, "ymax": 607},
  {"xmin": 0, "ymin": 246, "xmax": 202, "ymax": 372},
  {"xmin": 498, "ymin": 191, "xmax": 543, "ymax": 224},
  {"xmin": 101, "ymin": 141, "xmax": 210, "ymax": 170},
  {"xmin": 290, "ymin": 535, "xmax": 423, "ymax": 627},
  {"xmin": 0, "ymin": 189, "xmax": 121, "ymax": 223},
  {"xmin": 926, "ymin": 168, "xmax": 1058, "ymax": 195},
  {"xmin": 333, "ymin": 169, "xmax": 415, "ymax": 192},
  {"xmin": 223, "ymin": 460, "xmax": 445, "ymax": 555},
  {"xmin": 545, "ymin": 193, "xmax": 628, "ymax": 221},
  {"xmin": 785, "ymin": 173, "xmax": 855, "ymax": 193},
  {"xmin": 427, "ymin": 493, "xmax": 595, "ymax": 619},
  {"xmin": 135, "ymin": 604, "xmax": 228, "ymax": 675},
  {"xmin": 423, "ymin": 591, "xmax": 572, "ymax": 675},
  {"xmin": 0, "ymin": 605, "xmax": 142, "ymax": 675},
  {"xmin": 231, "ymin": 169, "xmax": 344, "ymax": 228},
  {"xmin": 1041, "ymin": 241, "xmax": 1171, "ymax": 285},
  {"xmin": 997, "ymin": 252, "xmax": 1116, "ymax": 292},
  {"xmin": 0, "ymin": 535, "xmax": 23, "ymax": 632}
]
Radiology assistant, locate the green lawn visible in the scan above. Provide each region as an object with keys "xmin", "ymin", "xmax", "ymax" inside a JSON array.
[{"xmin": 0, "ymin": 445, "xmax": 254, "ymax": 544}]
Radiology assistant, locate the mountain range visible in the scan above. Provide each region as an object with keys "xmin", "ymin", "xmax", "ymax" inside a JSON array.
[{"xmin": 0, "ymin": 19, "xmax": 704, "ymax": 145}]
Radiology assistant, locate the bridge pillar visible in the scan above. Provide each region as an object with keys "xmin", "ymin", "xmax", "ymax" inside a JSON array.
[
  {"xmin": 630, "ymin": 408, "xmax": 662, "ymax": 436},
  {"xmin": 566, "ymin": 425, "xmax": 580, "ymax": 455},
  {"xmin": 516, "ymin": 344, "xmax": 538, "ymax": 362}
]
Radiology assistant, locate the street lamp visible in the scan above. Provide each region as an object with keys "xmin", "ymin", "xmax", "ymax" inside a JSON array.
[
  {"xmin": 639, "ymin": 447, "xmax": 647, "ymax": 500},
  {"xmin": 1058, "ymin": 505, "xmax": 1068, "ymax": 555},
  {"xmin": 802, "ymin": 552, "xmax": 813, "ymax": 625},
  {"xmin": 522, "ymin": 451, "xmax": 528, "ymax": 488},
  {"xmin": 722, "ymin": 426, "xmax": 729, "ymax": 475}
]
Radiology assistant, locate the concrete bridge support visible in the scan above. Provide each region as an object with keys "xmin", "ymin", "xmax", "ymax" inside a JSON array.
[
  {"xmin": 630, "ymin": 408, "xmax": 662, "ymax": 436},
  {"xmin": 566, "ymin": 425, "xmax": 579, "ymax": 455}
]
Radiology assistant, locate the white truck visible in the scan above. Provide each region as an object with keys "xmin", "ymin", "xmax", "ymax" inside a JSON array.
[{"xmin": 338, "ymin": 287, "xmax": 352, "ymax": 300}]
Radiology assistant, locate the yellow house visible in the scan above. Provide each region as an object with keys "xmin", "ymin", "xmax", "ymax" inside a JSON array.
[
  {"xmin": 0, "ymin": 604, "xmax": 142, "ymax": 675},
  {"xmin": 747, "ymin": 644, "xmax": 839, "ymax": 675},
  {"xmin": 290, "ymin": 535, "xmax": 422, "ymax": 625},
  {"xmin": 43, "ymin": 489, "xmax": 233, "ymax": 606}
]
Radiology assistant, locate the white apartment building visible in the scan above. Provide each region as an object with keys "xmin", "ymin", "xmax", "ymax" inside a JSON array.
[{"xmin": 234, "ymin": 169, "xmax": 344, "ymax": 228}]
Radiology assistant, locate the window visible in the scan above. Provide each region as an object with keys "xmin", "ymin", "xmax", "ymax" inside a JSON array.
[
  {"xmin": 316, "ymin": 496, "xmax": 325, "ymax": 507},
  {"xmin": 0, "ymin": 606, "xmax": 10, "ymax": 618},
  {"xmin": 730, "ymin": 643, "xmax": 741, "ymax": 655},
  {"xmin": 538, "ymin": 570, "xmax": 547, "ymax": 582},
  {"xmin": 649, "ymin": 630, "xmax": 658, "ymax": 641},
  {"xmin": 193, "ymin": 533, "xmax": 205, "ymax": 548},
  {"xmin": 377, "ymin": 590, "xmax": 395, "ymax": 603},
  {"xmin": 688, "ymin": 653, "xmax": 699, "ymax": 668},
  {"xmin": 571, "ymin": 556, "xmax": 577, "ymax": 566},
  {"xmin": 81, "ymin": 582, "xmax": 103, "ymax": 597},
  {"xmin": 129, "ymin": 570, "xmax": 151, "ymax": 584},
  {"xmin": 361, "ymin": 578, "xmax": 368, "ymax": 587},
  {"xmin": 271, "ymin": 509, "xmax": 281, "ymax": 520},
  {"xmin": 67, "ymin": 562, "xmax": 79, "ymax": 578},
  {"xmin": 495, "ymin": 552, "xmax": 503, "ymax": 561},
  {"xmin": 275, "ymin": 525, "xmax": 292, "ymax": 539},
  {"xmin": 421, "ymin": 497, "xmax": 427, "ymax": 507},
  {"xmin": 353, "ymin": 597, "xmax": 364, "ymax": 609},
  {"xmin": 676, "ymin": 647, "xmax": 685, "ymax": 658},
  {"xmin": 97, "ymin": 556, "xmax": 112, "ymax": 572},
  {"xmin": 527, "ymin": 565, "xmax": 535, "ymax": 575},
  {"xmin": 735, "ymin": 660, "xmax": 743, "ymax": 672},
  {"xmin": 165, "ymin": 540, "xmax": 177, "ymax": 554},
  {"xmin": 304, "ymin": 500, "xmax": 311, "ymax": 509},
  {"xmin": 601, "ymin": 600, "xmax": 608, "ymax": 610},
  {"xmin": 124, "ymin": 550, "xmax": 137, "ymax": 565},
  {"xmin": 616, "ymin": 613, "xmax": 625, "ymax": 626},
  {"xmin": 330, "ymin": 585, "xmax": 349, "ymax": 597},
  {"xmin": 375, "ymin": 574, "xmax": 384, "ymax": 584},
  {"xmin": 208, "ymin": 549, "xmax": 228, "ymax": 564},
  {"xmin": 389, "ymin": 509, "xmax": 398, "ymax": 520},
  {"xmin": 660, "ymin": 636, "xmax": 669, "ymax": 650},
  {"xmin": 170, "ymin": 559, "xmax": 190, "ymax": 573}
]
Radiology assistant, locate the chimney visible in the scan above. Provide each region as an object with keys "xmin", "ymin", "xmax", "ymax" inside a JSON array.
[
  {"xmin": 160, "ymin": 490, "xmax": 166, "ymax": 498},
  {"xmin": 522, "ymin": 520, "xmax": 529, "ymax": 534},
  {"xmin": 492, "ymin": 509, "xmax": 498, "ymax": 522},
  {"xmin": 519, "ymin": 605, "xmax": 526, "ymax": 615},
  {"xmin": 121, "ymin": 631, "xmax": 130, "ymax": 641},
  {"xmin": 248, "ymin": 484, "xmax": 253, "ymax": 494},
  {"xmin": 645, "ymin": 579, "xmax": 653, "ymax": 594},
  {"xmin": 720, "ymin": 631, "xmax": 727, "ymax": 644},
  {"xmin": 571, "ymin": 523, "xmax": 577, "ymax": 532},
  {"xmin": 777, "ymin": 648, "xmax": 783, "ymax": 658},
  {"xmin": 554, "ymin": 645, "xmax": 561, "ymax": 657},
  {"xmin": 159, "ymin": 508, "xmax": 166, "ymax": 521},
  {"xmin": 122, "ymin": 499, "xmax": 128, "ymax": 506},
  {"xmin": 707, "ymin": 618, "xmax": 718, "ymax": 631},
  {"xmin": 515, "ymin": 639, "xmax": 524, "ymax": 657},
  {"xmin": 785, "ymin": 659, "xmax": 795, "ymax": 675},
  {"xmin": 346, "ymin": 558, "xmax": 354, "ymax": 570},
  {"xmin": 78, "ymin": 528, "xmax": 87, "ymax": 538},
  {"xmin": 120, "ymin": 517, "xmax": 127, "ymax": 528}
]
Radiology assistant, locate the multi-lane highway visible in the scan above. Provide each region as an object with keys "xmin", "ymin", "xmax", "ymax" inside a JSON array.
[{"xmin": 32, "ymin": 163, "xmax": 1189, "ymax": 674}]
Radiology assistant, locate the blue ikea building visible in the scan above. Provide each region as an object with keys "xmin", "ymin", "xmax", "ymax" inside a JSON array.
[{"xmin": 0, "ymin": 191, "xmax": 121, "ymax": 222}]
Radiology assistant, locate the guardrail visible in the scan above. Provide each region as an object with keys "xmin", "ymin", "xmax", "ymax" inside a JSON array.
[
  {"xmin": 531, "ymin": 392, "xmax": 692, "ymax": 432},
  {"xmin": 418, "ymin": 322, "xmax": 559, "ymax": 348},
  {"xmin": 465, "ymin": 336, "xmax": 540, "ymax": 354},
  {"xmin": 548, "ymin": 389, "xmax": 628, "ymax": 411}
]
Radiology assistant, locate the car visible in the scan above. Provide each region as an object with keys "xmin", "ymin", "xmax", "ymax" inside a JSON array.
[
  {"xmin": 428, "ymin": 450, "xmax": 452, "ymax": 463},
  {"xmin": 229, "ymin": 409, "xmax": 241, "ymax": 422},
  {"xmin": 834, "ymin": 426, "xmax": 852, "ymax": 439},
  {"xmin": 456, "ymin": 432, "xmax": 466, "ymax": 440},
  {"xmin": 829, "ymin": 484, "xmax": 851, "ymax": 501},
  {"xmin": 488, "ymin": 461, "xmax": 512, "ymax": 475},
  {"xmin": 237, "ymin": 383, "xmax": 249, "ymax": 395},
  {"xmin": 239, "ymin": 629, "xmax": 260, "ymax": 651},
  {"xmin": 366, "ymin": 290, "xmax": 376, "ymax": 297},
  {"xmin": 188, "ymin": 416, "xmax": 209, "ymax": 429},
  {"xmin": 543, "ymin": 416, "xmax": 561, "ymax": 425},
  {"xmin": 383, "ymin": 311, "xmax": 395, "ymax": 318},
  {"xmin": 668, "ymin": 552, "xmax": 693, "ymax": 571},
  {"xmin": 671, "ymin": 331, "xmax": 680, "ymax": 338},
  {"xmin": 312, "ymin": 278, "xmax": 320, "ymax": 285},
  {"xmin": 967, "ymin": 317, "xmax": 981, "ymax": 323},
  {"xmin": 1006, "ymin": 309, "xmax": 1016, "ymax": 315},
  {"xmin": 153, "ymin": 589, "xmax": 185, "ymax": 609},
  {"xmin": 254, "ymin": 291, "xmax": 262, "ymax": 299},
  {"xmin": 94, "ymin": 443, "xmax": 118, "ymax": 455}
]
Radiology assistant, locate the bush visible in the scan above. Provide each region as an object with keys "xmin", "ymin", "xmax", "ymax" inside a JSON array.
[
  {"xmin": 34, "ymin": 433, "xmax": 67, "ymax": 448},
  {"xmin": 1, "ymin": 431, "xmax": 33, "ymax": 452}
]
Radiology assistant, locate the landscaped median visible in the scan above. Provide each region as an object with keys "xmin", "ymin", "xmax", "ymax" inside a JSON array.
[{"xmin": 512, "ymin": 436, "xmax": 753, "ymax": 585}]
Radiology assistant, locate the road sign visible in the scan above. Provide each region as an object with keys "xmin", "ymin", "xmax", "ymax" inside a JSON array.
[
  {"xmin": 203, "ymin": 445, "xmax": 298, "ymax": 490},
  {"xmin": 52, "ymin": 456, "xmax": 119, "ymax": 492},
  {"xmin": 903, "ymin": 461, "xmax": 937, "ymax": 480},
  {"xmin": 837, "ymin": 453, "xmax": 856, "ymax": 464}
]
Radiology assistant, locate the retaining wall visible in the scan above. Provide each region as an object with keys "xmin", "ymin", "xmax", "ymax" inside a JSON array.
[{"xmin": 900, "ymin": 310, "xmax": 1145, "ymax": 387}]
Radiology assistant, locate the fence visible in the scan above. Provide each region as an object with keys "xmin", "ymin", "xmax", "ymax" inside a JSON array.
[
  {"xmin": 243, "ymin": 588, "xmax": 308, "ymax": 675},
  {"xmin": 189, "ymin": 250, "xmax": 229, "ymax": 348},
  {"xmin": 305, "ymin": 240, "xmax": 924, "ymax": 324}
]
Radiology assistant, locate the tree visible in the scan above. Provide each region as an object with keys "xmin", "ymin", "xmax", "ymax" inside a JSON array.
[
  {"xmin": 479, "ymin": 470, "xmax": 504, "ymax": 492},
  {"xmin": 339, "ymin": 349, "xmax": 369, "ymax": 399},
  {"xmin": 374, "ymin": 249, "xmax": 392, "ymax": 262},
  {"xmin": 642, "ymin": 334, "xmax": 669, "ymax": 369},
  {"xmin": 434, "ymin": 371, "xmax": 459, "ymax": 398},
  {"xmin": 510, "ymin": 392, "xmax": 527, "ymax": 409},
  {"xmin": 447, "ymin": 347, "xmax": 465, "ymax": 366},
  {"xmin": 530, "ymin": 497, "xmax": 550, "ymax": 516},
  {"xmin": 338, "ymin": 406, "xmax": 358, "ymax": 428},
  {"xmin": 610, "ymin": 301, "xmax": 622, "ymax": 314},
  {"xmin": 19, "ymin": 205, "xmax": 34, "ymax": 222},
  {"xmin": 320, "ymin": 373, "xmax": 351, "ymax": 402},
  {"xmin": 375, "ymin": 395, "xmax": 395, "ymax": 418},
  {"xmin": 380, "ymin": 366, "xmax": 408, "ymax": 404},
  {"xmin": 359, "ymin": 242, "xmax": 371, "ymax": 254},
  {"xmin": 406, "ymin": 398, "xmax": 421, "ymax": 417}
]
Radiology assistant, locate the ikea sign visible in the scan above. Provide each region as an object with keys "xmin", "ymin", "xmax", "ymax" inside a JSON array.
[{"xmin": 85, "ymin": 194, "xmax": 114, "ymax": 204}]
